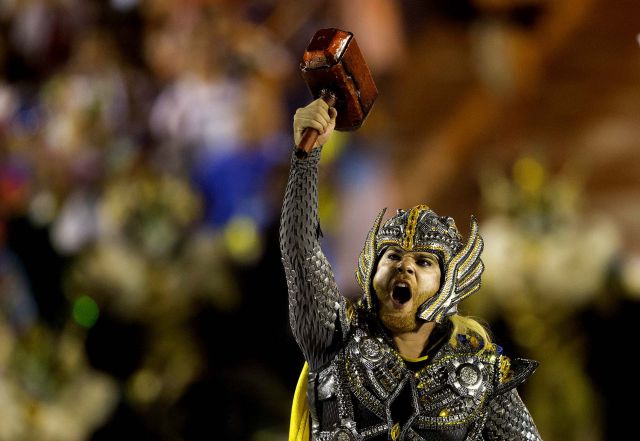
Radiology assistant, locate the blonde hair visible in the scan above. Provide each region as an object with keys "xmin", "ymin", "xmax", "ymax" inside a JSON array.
[{"xmin": 448, "ymin": 313, "xmax": 493, "ymax": 354}]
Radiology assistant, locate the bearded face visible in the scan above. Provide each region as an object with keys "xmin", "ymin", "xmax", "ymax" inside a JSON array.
[{"xmin": 372, "ymin": 247, "xmax": 441, "ymax": 333}]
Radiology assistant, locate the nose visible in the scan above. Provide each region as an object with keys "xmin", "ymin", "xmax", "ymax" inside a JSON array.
[{"xmin": 396, "ymin": 258, "xmax": 414, "ymax": 275}]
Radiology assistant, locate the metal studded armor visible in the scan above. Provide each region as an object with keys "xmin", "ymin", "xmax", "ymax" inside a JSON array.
[
  {"xmin": 280, "ymin": 147, "xmax": 542, "ymax": 441},
  {"xmin": 356, "ymin": 205, "xmax": 484, "ymax": 323}
]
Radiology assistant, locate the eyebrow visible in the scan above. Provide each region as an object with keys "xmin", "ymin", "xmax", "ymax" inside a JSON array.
[
  {"xmin": 387, "ymin": 248, "xmax": 437, "ymax": 261},
  {"xmin": 414, "ymin": 253, "xmax": 438, "ymax": 262}
]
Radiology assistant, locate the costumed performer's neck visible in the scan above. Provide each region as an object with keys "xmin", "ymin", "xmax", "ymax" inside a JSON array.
[{"xmin": 391, "ymin": 320, "xmax": 437, "ymax": 360}]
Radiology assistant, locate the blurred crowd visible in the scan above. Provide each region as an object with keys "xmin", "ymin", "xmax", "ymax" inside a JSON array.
[
  {"xmin": 0, "ymin": 1, "xmax": 321, "ymax": 440},
  {"xmin": 1, "ymin": 0, "xmax": 639, "ymax": 440}
]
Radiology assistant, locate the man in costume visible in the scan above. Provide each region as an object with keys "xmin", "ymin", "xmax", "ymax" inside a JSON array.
[{"xmin": 281, "ymin": 99, "xmax": 542, "ymax": 441}]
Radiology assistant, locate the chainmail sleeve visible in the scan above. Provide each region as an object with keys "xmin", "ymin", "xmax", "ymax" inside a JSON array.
[
  {"xmin": 483, "ymin": 388, "xmax": 542, "ymax": 440},
  {"xmin": 280, "ymin": 147, "xmax": 347, "ymax": 371}
]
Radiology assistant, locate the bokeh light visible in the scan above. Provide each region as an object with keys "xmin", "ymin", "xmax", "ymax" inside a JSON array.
[
  {"xmin": 72, "ymin": 295, "xmax": 100, "ymax": 328},
  {"xmin": 1, "ymin": 1, "xmax": 639, "ymax": 440}
]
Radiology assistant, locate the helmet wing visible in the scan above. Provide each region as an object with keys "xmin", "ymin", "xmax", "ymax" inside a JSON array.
[
  {"xmin": 355, "ymin": 208, "xmax": 387, "ymax": 311},
  {"xmin": 418, "ymin": 216, "xmax": 484, "ymax": 322}
]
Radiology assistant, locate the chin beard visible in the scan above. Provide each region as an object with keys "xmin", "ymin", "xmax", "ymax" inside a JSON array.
[{"xmin": 379, "ymin": 310, "xmax": 420, "ymax": 333}]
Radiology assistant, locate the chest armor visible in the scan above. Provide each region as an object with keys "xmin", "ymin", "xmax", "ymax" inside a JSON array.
[{"xmin": 310, "ymin": 328, "xmax": 499, "ymax": 441}]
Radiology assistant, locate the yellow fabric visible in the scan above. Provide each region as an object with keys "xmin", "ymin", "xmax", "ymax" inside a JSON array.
[
  {"xmin": 400, "ymin": 354, "xmax": 429, "ymax": 363},
  {"xmin": 289, "ymin": 362, "xmax": 310, "ymax": 441}
]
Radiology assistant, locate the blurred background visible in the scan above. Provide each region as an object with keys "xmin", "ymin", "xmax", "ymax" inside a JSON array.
[{"xmin": 0, "ymin": 0, "xmax": 639, "ymax": 440}]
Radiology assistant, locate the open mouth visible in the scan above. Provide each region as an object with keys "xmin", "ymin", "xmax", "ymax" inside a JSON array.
[{"xmin": 391, "ymin": 283, "xmax": 412, "ymax": 305}]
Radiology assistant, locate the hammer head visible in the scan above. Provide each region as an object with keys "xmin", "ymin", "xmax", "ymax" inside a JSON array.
[{"xmin": 300, "ymin": 28, "xmax": 378, "ymax": 131}]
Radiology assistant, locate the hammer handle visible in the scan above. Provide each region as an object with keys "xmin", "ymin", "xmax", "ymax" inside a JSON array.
[{"xmin": 296, "ymin": 91, "xmax": 338, "ymax": 158}]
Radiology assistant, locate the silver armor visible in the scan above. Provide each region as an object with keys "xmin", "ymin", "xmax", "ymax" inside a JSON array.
[
  {"xmin": 356, "ymin": 205, "xmax": 484, "ymax": 323},
  {"xmin": 280, "ymin": 147, "xmax": 542, "ymax": 440}
]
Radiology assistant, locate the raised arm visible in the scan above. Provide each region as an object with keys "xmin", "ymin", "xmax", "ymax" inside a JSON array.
[{"xmin": 279, "ymin": 99, "xmax": 347, "ymax": 371}]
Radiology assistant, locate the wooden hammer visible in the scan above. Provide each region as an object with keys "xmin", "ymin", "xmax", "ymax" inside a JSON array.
[{"xmin": 297, "ymin": 28, "xmax": 378, "ymax": 157}]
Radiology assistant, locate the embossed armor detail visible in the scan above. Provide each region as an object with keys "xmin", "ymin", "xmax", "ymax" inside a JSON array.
[
  {"xmin": 355, "ymin": 205, "xmax": 485, "ymax": 324},
  {"xmin": 280, "ymin": 148, "xmax": 542, "ymax": 440}
]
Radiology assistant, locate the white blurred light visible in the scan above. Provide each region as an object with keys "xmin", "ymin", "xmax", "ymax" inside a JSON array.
[{"xmin": 51, "ymin": 191, "xmax": 98, "ymax": 254}]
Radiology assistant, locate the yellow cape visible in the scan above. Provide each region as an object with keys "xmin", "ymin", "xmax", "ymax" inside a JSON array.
[{"xmin": 289, "ymin": 362, "xmax": 310, "ymax": 441}]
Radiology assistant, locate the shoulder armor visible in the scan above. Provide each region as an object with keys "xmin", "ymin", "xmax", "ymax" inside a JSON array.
[
  {"xmin": 452, "ymin": 336, "xmax": 539, "ymax": 395},
  {"xmin": 494, "ymin": 355, "xmax": 539, "ymax": 395}
]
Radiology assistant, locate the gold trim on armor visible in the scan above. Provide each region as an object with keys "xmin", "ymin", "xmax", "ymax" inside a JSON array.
[
  {"xmin": 402, "ymin": 204, "xmax": 430, "ymax": 250},
  {"xmin": 391, "ymin": 423, "xmax": 400, "ymax": 440},
  {"xmin": 499, "ymin": 355, "xmax": 513, "ymax": 384}
]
